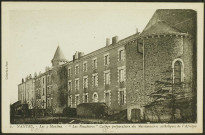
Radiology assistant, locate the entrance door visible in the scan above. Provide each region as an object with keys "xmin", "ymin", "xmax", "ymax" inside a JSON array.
[{"xmin": 131, "ymin": 109, "xmax": 141, "ymax": 122}]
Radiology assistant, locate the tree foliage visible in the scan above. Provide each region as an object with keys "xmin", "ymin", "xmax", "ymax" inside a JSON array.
[{"xmin": 145, "ymin": 68, "xmax": 194, "ymax": 123}]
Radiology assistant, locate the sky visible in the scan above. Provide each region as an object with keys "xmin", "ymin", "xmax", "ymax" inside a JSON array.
[{"xmin": 8, "ymin": 3, "xmax": 157, "ymax": 104}]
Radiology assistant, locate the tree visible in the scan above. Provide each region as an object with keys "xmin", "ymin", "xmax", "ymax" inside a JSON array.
[
  {"xmin": 51, "ymin": 66, "xmax": 68, "ymax": 114},
  {"xmin": 145, "ymin": 67, "xmax": 194, "ymax": 123}
]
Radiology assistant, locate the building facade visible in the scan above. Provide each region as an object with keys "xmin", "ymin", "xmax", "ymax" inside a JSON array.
[
  {"xmin": 66, "ymin": 35, "xmax": 139, "ymax": 114},
  {"xmin": 18, "ymin": 74, "xmax": 35, "ymax": 109},
  {"xmin": 17, "ymin": 9, "xmax": 196, "ymax": 121}
]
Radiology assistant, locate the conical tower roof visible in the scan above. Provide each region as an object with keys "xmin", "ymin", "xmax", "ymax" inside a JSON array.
[
  {"xmin": 140, "ymin": 20, "xmax": 182, "ymax": 37},
  {"xmin": 52, "ymin": 46, "xmax": 67, "ymax": 62}
]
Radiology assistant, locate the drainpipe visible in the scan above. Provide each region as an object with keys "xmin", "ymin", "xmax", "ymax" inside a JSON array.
[
  {"xmin": 142, "ymin": 39, "xmax": 145, "ymax": 107},
  {"xmin": 142, "ymin": 38, "xmax": 145, "ymax": 121}
]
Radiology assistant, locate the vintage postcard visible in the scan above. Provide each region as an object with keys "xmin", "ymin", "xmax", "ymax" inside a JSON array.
[{"xmin": 1, "ymin": 2, "xmax": 204, "ymax": 133}]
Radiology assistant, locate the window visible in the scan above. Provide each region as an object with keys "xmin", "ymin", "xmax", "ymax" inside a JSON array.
[
  {"xmin": 94, "ymin": 76, "xmax": 97, "ymax": 86},
  {"xmin": 105, "ymin": 55, "xmax": 108, "ymax": 65},
  {"xmin": 104, "ymin": 53, "xmax": 110, "ymax": 66},
  {"xmin": 50, "ymin": 86, "xmax": 53, "ymax": 94},
  {"xmin": 68, "ymin": 67, "xmax": 72, "ymax": 77},
  {"xmin": 47, "ymin": 76, "xmax": 50, "ymax": 83},
  {"xmin": 75, "ymin": 95, "xmax": 80, "ymax": 107},
  {"xmin": 118, "ymin": 47, "xmax": 125, "ymax": 61},
  {"xmin": 83, "ymin": 76, "xmax": 88, "ymax": 88},
  {"xmin": 43, "ymin": 88, "xmax": 44, "ymax": 96},
  {"xmin": 104, "ymin": 70, "xmax": 110, "ymax": 85},
  {"xmin": 42, "ymin": 100, "xmax": 46, "ymax": 108},
  {"xmin": 105, "ymin": 73, "xmax": 110, "ymax": 85},
  {"xmin": 83, "ymin": 93, "xmax": 88, "ymax": 103},
  {"xmin": 83, "ymin": 61, "xmax": 87, "ymax": 72},
  {"xmin": 68, "ymin": 95, "xmax": 72, "ymax": 107},
  {"xmin": 47, "ymin": 99, "xmax": 50, "ymax": 107},
  {"xmin": 47, "ymin": 87, "xmax": 50, "ymax": 95},
  {"xmin": 43, "ymin": 78, "xmax": 44, "ymax": 84},
  {"xmin": 172, "ymin": 58, "xmax": 184, "ymax": 84},
  {"xmin": 174, "ymin": 61, "xmax": 182, "ymax": 84},
  {"xmin": 93, "ymin": 92, "xmax": 98, "ymax": 102},
  {"xmin": 119, "ymin": 69, "xmax": 125, "ymax": 82},
  {"xmin": 75, "ymin": 65, "xmax": 79, "ymax": 74},
  {"xmin": 119, "ymin": 91, "xmax": 125, "ymax": 105},
  {"xmin": 68, "ymin": 81, "xmax": 72, "ymax": 91},
  {"xmin": 92, "ymin": 73, "xmax": 98, "ymax": 87},
  {"xmin": 92, "ymin": 58, "xmax": 97, "ymax": 69},
  {"xmin": 137, "ymin": 40, "xmax": 143, "ymax": 53},
  {"xmin": 75, "ymin": 79, "xmax": 79, "ymax": 91},
  {"xmin": 119, "ymin": 50, "xmax": 123, "ymax": 61},
  {"xmin": 105, "ymin": 91, "xmax": 111, "ymax": 106},
  {"xmin": 118, "ymin": 66, "xmax": 126, "ymax": 83},
  {"xmin": 84, "ymin": 95, "xmax": 88, "ymax": 103}
]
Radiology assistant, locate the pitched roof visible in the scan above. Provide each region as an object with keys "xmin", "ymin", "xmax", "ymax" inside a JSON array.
[
  {"xmin": 52, "ymin": 46, "xmax": 67, "ymax": 61},
  {"xmin": 140, "ymin": 20, "xmax": 183, "ymax": 37}
]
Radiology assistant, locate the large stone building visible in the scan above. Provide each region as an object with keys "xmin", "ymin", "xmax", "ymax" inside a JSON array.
[{"xmin": 17, "ymin": 9, "xmax": 196, "ymax": 121}]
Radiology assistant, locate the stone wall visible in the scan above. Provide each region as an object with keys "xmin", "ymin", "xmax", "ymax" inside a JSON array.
[{"xmin": 125, "ymin": 40, "xmax": 143, "ymax": 120}]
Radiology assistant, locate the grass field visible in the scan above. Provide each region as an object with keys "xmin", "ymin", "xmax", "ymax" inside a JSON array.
[{"xmin": 11, "ymin": 116, "xmax": 130, "ymax": 124}]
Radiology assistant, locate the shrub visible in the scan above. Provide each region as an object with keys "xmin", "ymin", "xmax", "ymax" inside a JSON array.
[
  {"xmin": 63, "ymin": 107, "xmax": 77, "ymax": 117},
  {"xmin": 77, "ymin": 103, "xmax": 108, "ymax": 118}
]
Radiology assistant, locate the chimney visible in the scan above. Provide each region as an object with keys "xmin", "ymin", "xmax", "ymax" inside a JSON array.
[
  {"xmin": 106, "ymin": 38, "xmax": 110, "ymax": 46},
  {"xmin": 136, "ymin": 28, "xmax": 138, "ymax": 33},
  {"xmin": 34, "ymin": 72, "xmax": 37, "ymax": 77},
  {"xmin": 112, "ymin": 36, "xmax": 119, "ymax": 44},
  {"xmin": 73, "ymin": 55, "xmax": 75, "ymax": 61},
  {"xmin": 75, "ymin": 51, "xmax": 78, "ymax": 59},
  {"xmin": 78, "ymin": 52, "xmax": 84, "ymax": 58}
]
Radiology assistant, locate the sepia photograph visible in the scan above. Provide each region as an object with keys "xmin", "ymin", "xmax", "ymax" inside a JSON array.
[{"xmin": 2, "ymin": 2, "xmax": 203, "ymax": 133}]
